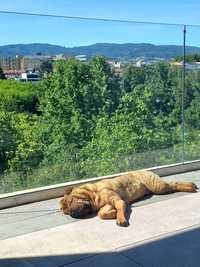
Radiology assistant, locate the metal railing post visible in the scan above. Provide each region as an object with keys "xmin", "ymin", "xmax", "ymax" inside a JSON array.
[{"xmin": 181, "ymin": 25, "xmax": 186, "ymax": 163}]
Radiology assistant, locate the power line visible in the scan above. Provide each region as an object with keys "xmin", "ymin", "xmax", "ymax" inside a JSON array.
[{"xmin": 0, "ymin": 10, "xmax": 196, "ymax": 27}]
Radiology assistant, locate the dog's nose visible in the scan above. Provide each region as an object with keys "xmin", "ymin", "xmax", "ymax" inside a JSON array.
[{"xmin": 70, "ymin": 211, "xmax": 80, "ymax": 218}]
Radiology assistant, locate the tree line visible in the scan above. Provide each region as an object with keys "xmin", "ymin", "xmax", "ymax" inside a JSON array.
[{"xmin": 175, "ymin": 53, "xmax": 200, "ymax": 62}]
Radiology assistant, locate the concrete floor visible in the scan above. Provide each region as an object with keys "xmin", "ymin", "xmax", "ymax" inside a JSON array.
[{"xmin": 0, "ymin": 170, "xmax": 200, "ymax": 266}]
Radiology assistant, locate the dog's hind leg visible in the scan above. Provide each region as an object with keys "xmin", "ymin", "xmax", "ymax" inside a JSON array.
[
  {"xmin": 168, "ymin": 181, "xmax": 198, "ymax": 193},
  {"xmin": 142, "ymin": 173, "xmax": 198, "ymax": 194},
  {"xmin": 98, "ymin": 204, "xmax": 117, "ymax": 220}
]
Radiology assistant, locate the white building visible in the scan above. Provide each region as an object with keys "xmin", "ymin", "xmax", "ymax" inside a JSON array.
[
  {"xmin": 135, "ymin": 59, "xmax": 146, "ymax": 67},
  {"xmin": 75, "ymin": 55, "xmax": 87, "ymax": 62},
  {"xmin": 20, "ymin": 71, "xmax": 40, "ymax": 82},
  {"xmin": 107, "ymin": 60, "xmax": 121, "ymax": 69}
]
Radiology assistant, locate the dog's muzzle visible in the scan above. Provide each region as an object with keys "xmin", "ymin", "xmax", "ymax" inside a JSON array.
[{"xmin": 69, "ymin": 200, "xmax": 92, "ymax": 218}]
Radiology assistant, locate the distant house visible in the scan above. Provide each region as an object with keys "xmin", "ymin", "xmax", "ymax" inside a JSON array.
[
  {"xmin": 3, "ymin": 70, "xmax": 24, "ymax": 80},
  {"xmin": 52, "ymin": 54, "xmax": 69, "ymax": 61},
  {"xmin": 135, "ymin": 59, "xmax": 146, "ymax": 67},
  {"xmin": 21, "ymin": 55, "xmax": 52, "ymax": 71},
  {"xmin": 75, "ymin": 55, "xmax": 87, "ymax": 62},
  {"xmin": 0, "ymin": 55, "xmax": 22, "ymax": 72},
  {"xmin": 171, "ymin": 61, "xmax": 200, "ymax": 70},
  {"xmin": 20, "ymin": 71, "xmax": 40, "ymax": 82},
  {"xmin": 107, "ymin": 60, "xmax": 121, "ymax": 69}
]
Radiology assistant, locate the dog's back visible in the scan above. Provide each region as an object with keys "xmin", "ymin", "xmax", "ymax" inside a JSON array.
[{"xmin": 91, "ymin": 170, "xmax": 155, "ymax": 203}]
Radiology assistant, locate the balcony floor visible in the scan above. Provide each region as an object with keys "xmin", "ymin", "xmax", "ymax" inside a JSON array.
[{"xmin": 0, "ymin": 170, "xmax": 200, "ymax": 267}]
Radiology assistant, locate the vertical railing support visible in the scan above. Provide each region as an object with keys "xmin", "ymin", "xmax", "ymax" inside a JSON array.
[{"xmin": 181, "ymin": 25, "xmax": 186, "ymax": 163}]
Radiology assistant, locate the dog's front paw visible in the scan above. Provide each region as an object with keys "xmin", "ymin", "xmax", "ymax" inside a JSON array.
[{"xmin": 116, "ymin": 218, "xmax": 129, "ymax": 227}]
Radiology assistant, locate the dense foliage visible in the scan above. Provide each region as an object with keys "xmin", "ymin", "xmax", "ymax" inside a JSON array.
[
  {"xmin": 175, "ymin": 53, "xmax": 200, "ymax": 62},
  {"xmin": 0, "ymin": 80, "xmax": 38, "ymax": 113},
  {"xmin": 0, "ymin": 56, "xmax": 200, "ymax": 193}
]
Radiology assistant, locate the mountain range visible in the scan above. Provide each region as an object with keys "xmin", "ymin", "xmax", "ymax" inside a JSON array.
[{"xmin": 0, "ymin": 43, "xmax": 200, "ymax": 60}]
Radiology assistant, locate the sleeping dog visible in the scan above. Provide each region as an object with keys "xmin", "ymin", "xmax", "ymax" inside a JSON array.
[{"xmin": 60, "ymin": 170, "xmax": 198, "ymax": 226}]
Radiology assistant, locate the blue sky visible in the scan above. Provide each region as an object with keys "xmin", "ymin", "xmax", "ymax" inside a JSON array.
[{"xmin": 0, "ymin": 0, "xmax": 200, "ymax": 47}]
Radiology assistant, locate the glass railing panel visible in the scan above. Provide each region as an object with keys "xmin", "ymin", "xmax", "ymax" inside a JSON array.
[{"xmin": 0, "ymin": 13, "xmax": 184, "ymax": 193}]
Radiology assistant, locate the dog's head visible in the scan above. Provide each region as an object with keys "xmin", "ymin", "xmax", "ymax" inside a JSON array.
[{"xmin": 59, "ymin": 186, "xmax": 93, "ymax": 218}]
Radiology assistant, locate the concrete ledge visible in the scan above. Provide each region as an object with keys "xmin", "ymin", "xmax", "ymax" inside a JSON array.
[
  {"xmin": 148, "ymin": 159, "xmax": 200, "ymax": 176},
  {"xmin": 0, "ymin": 160, "xmax": 200, "ymax": 209}
]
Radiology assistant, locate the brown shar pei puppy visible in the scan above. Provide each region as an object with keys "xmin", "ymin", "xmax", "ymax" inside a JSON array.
[{"xmin": 60, "ymin": 170, "xmax": 198, "ymax": 226}]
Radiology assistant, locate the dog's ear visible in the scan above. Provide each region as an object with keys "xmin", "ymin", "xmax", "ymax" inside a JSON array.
[
  {"xmin": 59, "ymin": 198, "xmax": 65, "ymax": 210},
  {"xmin": 59, "ymin": 197, "xmax": 70, "ymax": 213},
  {"xmin": 64, "ymin": 186, "xmax": 74, "ymax": 195}
]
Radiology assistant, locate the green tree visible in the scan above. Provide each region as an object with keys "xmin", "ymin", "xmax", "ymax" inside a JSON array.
[
  {"xmin": 39, "ymin": 59, "xmax": 93, "ymax": 153},
  {"xmin": 0, "ymin": 111, "xmax": 43, "ymax": 174},
  {"xmin": 80, "ymin": 73, "xmax": 180, "ymax": 176},
  {"xmin": 174, "ymin": 54, "xmax": 200, "ymax": 62},
  {"xmin": 0, "ymin": 80, "xmax": 38, "ymax": 113},
  {"xmin": 38, "ymin": 57, "xmax": 121, "ymax": 163},
  {"xmin": 0, "ymin": 67, "xmax": 6, "ymax": 79},
  {"xmin": 89, "ymin": 56, "xmax": 121, "ymax": 115},
  {"xmin": 122, "ymin": 65, "xmax": 146, "ymax": 93},
  {"xmin": 0, "ymin": 111, "xmax": 17, "ymax": 172},
  {"xmin": 39, "ymin": 60, "xmax": 53, "ymax": 77},
  {"xmin": 185, "ymin": 90, "xmax": 200, "ymax": 129}
]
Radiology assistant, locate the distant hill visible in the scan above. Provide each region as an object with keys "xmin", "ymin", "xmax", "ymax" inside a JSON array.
[
  {"xmin": 1, "ymin": 43, "xmax": 200, "ymax": 60},
  {"xmin": 0, "ymin": 43, "xmax": 67, "ymax": 57}
]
